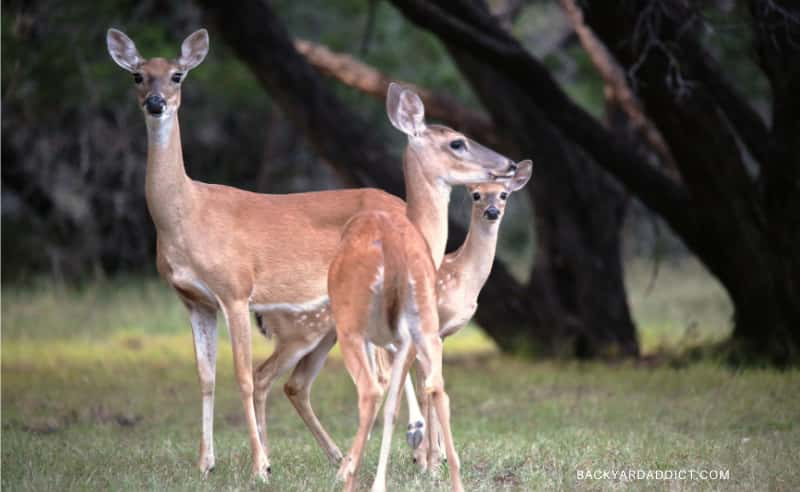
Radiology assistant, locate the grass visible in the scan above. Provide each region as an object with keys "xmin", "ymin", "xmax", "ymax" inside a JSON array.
[{"xmin": 2, "ymin": 262, "xmax": 798, "ymax": 491}]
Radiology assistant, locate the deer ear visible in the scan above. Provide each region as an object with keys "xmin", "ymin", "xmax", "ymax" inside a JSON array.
[
  {"xmin": 386, "ymin": 82, "xmax": 426, "ymax": 137},
  {"xmin": 107, "ymin": 28, "xmax": 143, "ymax": 73},
  {"xmin": 509, "ymin": 160, "xmax": 533, "ymax": 192},
  {"xmin": 178, "ymin": 29, "xmax": 209, "ymax": 71}
]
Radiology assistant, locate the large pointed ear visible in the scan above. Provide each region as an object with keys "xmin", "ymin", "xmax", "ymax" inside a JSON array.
[
  {"xmin": 386, "ymin": 82, "xmax": 426, "ymax": 137},
  {"xmin": 509, "ymin": 160, "xmax": 533, "ymax": 192},
  {"xmin": 178, "ymin": 29, "xmax": 209, "ymax": 71},
  {"xmin": 107, "ymin": 28, "xmax": 143, "ymax": 73}
]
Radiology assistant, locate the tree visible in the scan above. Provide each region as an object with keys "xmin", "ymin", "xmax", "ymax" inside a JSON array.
[{"xmin": 388, "ymin": 0, "xmax": 799, "ymax": 364}]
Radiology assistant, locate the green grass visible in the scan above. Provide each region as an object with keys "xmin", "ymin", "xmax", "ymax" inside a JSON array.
[
  {"xmin": 625, "ymin": 257, "xmax": 733, "ymax": 356},
  {"xmin": 2, "ymin": 266, "xmax": 798, "ymax": 491}
]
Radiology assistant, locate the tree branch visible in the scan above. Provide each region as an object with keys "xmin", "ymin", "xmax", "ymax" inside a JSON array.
[
  {"xmin": 560, "ymin": 0, "xmax": 679, "ymax": 177},
  {"xmin": 293, "ymin": 38, "xmax": 500, "ymax": 146}
]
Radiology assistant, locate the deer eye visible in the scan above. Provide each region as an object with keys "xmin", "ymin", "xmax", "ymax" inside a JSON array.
[
  {"xmin": 500, "ymin": 192, "xmax": 508, "ymax": 200},
  {"xmin": 133, "ymin": 73, "xmax": 143, "ymax": 84},
  {"xmin": 171, "ymin": 73, "xmax": 183, "ymax": 84},
  {"xmin": 472, "ymin": 192, "xmax": 481, "ymax": 201},
  {"xmin": 450, "ymin": 139, "xmax": 466, "ymax": 151}
]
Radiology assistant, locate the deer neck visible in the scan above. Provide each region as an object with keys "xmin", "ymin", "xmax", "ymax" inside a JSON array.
[
  {"xmin": 450, "ymin": 210, "xmax": 500, "ymax": 295},
  {"xmin": 403, "ymin": 145, "xmax": 451, "ymax": 267},
  {"xmin": 144, "ymin": 113, "xmax": 193, "ymax": 234}
]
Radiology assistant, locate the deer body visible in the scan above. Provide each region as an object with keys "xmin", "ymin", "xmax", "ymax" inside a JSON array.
[{"xmin": 107, "ymin": 28, "xmax": 404, "ymax": 480}]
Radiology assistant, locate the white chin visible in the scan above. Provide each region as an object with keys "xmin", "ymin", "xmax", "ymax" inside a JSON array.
[{"xmin": 144, "ymin": 110, "xmax": 172, "ymax": 120}]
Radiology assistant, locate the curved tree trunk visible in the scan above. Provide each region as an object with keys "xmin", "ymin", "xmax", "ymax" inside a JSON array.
[{"xmin": 450, "ymin": 51, "xmax": 637, "ymax": 357}]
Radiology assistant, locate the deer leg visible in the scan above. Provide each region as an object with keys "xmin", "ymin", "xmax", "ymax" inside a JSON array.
[
  {"xmin": 221, "ymin": 301, "xmax": 270, "ymax": 481},
  {"xmin": 336, "ymin": 334, "xmax": 383, "ymax": 492},
  {"xmin": 405, "ymin": 363, "xmax": 425, "ymax": 451},
  {"xmin": 412, "ymin": 365, "xmax": 431, "ymax": 469},
  {"xmin": 372, "ymin": 336, "xmax": 413, "ymax": 492},
  {"xmin": 253, "ymin": 336, "xmax": 323, "ymax": 466},
  {"xmin": 416, "ymin": 333, "xmax": 462, "ymax": 492},
  {"xmin": 283, "ymin": 330, "xmax": 343, "ymax": 465},
  {"xmin": 189, "ymin": 306, "xmax": 218, "ymax": 477}
]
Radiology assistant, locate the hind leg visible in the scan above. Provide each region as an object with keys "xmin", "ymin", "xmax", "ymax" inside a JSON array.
[
  {"xmin": 253, "ymin": 337, "xmax": 321, "ymax": 471},
  {"xmin": 372, "ymin": 336, "xmax": 413, "ymax": 492},
  {"xmin": 283, "ymin": 331, "xmax": 343, "ymax": 465},
  {"xmin": 336, "ymin": 333, "xmax": 383, "ymax": 492}
]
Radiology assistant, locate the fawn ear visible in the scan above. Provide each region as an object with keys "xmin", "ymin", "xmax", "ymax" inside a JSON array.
[
  {"xmin": 178, "ymin": 29, "xmax": 209, "ymax": 71},
  {"xmin": 386, "ymin": 82, "xmax": 426, "ymax": 137},
  {"xmin": 107, "ymin": 28, "xmax": 143, "ymax": 73},
  {"xmin": 509, "ymin": 160, "xmax": 533, "ymax": 192}
]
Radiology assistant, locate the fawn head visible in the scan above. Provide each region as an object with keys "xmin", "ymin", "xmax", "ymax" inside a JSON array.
[
  {"xmin": 107, "ymin": 28, "xmax": 209, "ymax": 119},
  {"xmin": 386, "ymin": 83, "xmax": 518, "ymax": 186},
  {"xmin": 467, "ymin": 159, "xmax": 532, "ymax": 222}
]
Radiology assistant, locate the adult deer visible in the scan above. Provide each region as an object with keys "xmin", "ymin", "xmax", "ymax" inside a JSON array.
[
  {"xmin": 326, "ymin": 83, "xmax": 521, "ymax": 492},
  {"xmin": 105, "ymin": 28, "xmax": 411, "ymax": 480},
  {"xmin": 406, "ymin": 162, "xmax": 533, "ymax": 468}
]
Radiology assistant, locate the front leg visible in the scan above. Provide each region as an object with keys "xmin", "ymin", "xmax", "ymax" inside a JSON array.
[
  {"xmin": 222, "ymin": 300, "xmax": 270, "ymax": 481},
  {"xmin": 189, "ymin": 306, "xmax": 218, "ymax": 477}
]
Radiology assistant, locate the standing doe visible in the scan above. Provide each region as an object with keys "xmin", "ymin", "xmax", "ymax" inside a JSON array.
[{"xmin": 106, "ymin": 28, "xmax": 406, "ymax": 480}]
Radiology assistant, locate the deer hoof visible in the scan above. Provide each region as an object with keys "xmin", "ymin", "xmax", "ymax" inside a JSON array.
[
  {"xmin": 198, "ymin": 456, "xmax": 215, "ymax": 479},
  {"xmin": 406, "ymin": 420, "xmax": 425, "ymax": 449},
  {"xmin": 252, "ymin": 463, "xmax": 271, "ymax": 483},
  {"xmin": 336, "ymin": 455, "xmax": 355, "ymax": 482}
]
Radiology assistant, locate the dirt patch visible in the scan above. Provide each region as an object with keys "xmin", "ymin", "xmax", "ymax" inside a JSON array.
[
  {"xmin": 22, "ymin": 410, "xmax": 78, "ymax": 434},
  {"xmin": 122, "ymin": 337, "xmax": 144, "ymax": 350},
  {"xmin": 89, "ymin": 403, "xmax": 142, "ymax": 427},
  {"xmin": 493, "ymin": 469, "xmax": 521, "ymax": 487}
]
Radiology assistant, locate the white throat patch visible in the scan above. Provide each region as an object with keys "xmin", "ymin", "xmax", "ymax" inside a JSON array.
[{"xmin": 145, "ymin": 112, "xmax": 176, "ymax": 147}]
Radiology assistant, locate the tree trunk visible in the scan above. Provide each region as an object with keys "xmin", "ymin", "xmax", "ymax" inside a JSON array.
[{"xmin": 450, "ymin": 50, "xmax": 638, "ymax": 357}]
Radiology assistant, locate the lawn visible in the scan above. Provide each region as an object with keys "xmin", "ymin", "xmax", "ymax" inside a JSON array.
[{"xmin": 2, "ymin": 261, "xmax": 798, "ymax": 491}]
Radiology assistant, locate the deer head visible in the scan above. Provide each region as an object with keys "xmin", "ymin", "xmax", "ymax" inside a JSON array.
[
  {"xmin": 386, "ymin": 83, "xmax": 517, "ymax": 185},
  {"xmin": 467, "ymin": 159, "xmax": 532, "ymax": 222},
  {"xmin": 106, "ymin": 28, "xmax": 209, "ymax": 120}
]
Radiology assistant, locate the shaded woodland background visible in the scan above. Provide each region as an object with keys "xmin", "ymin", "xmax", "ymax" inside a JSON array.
[{"xmin": 2, "ymin": 0, "xmax": 798, "ymax": 365}]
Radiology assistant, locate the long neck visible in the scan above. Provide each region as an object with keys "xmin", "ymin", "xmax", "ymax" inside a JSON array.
[
  {"xmin": 144, "ymin": 113, "xmax": 193, "ymax": 233},
  {"xmin": 450, "ymin": 210, "xmax": 500, "ymax": 296},
  {"xmin": 403, "ymin": 145, "xmax": 451, "ymax": 267}
]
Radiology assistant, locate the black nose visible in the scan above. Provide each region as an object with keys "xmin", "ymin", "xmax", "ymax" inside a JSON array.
[
  {"xmin": 144, "ymin": 95, "xmax": 166, "ymax": 115},
  {"xmin": 484, "ymin": 207, "xmax": 500, "ymax": 220}
]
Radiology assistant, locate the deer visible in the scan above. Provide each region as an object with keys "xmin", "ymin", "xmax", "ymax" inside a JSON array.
[
  {"xmin": 405, "ymin": 161, "xmax": 533, "ymax": 468},
  {"xmin": 105, "ymin": 28, "xmax": 416, "ymax": 480},
  {"xmin": 326, "ymin": 83, "xmax": 524, "ymax": 492}
]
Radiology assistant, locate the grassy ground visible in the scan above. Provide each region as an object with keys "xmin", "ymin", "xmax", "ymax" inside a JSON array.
[{"xmin": 2, "ymin": 261, "xmax": 798, "ymax": 491}]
